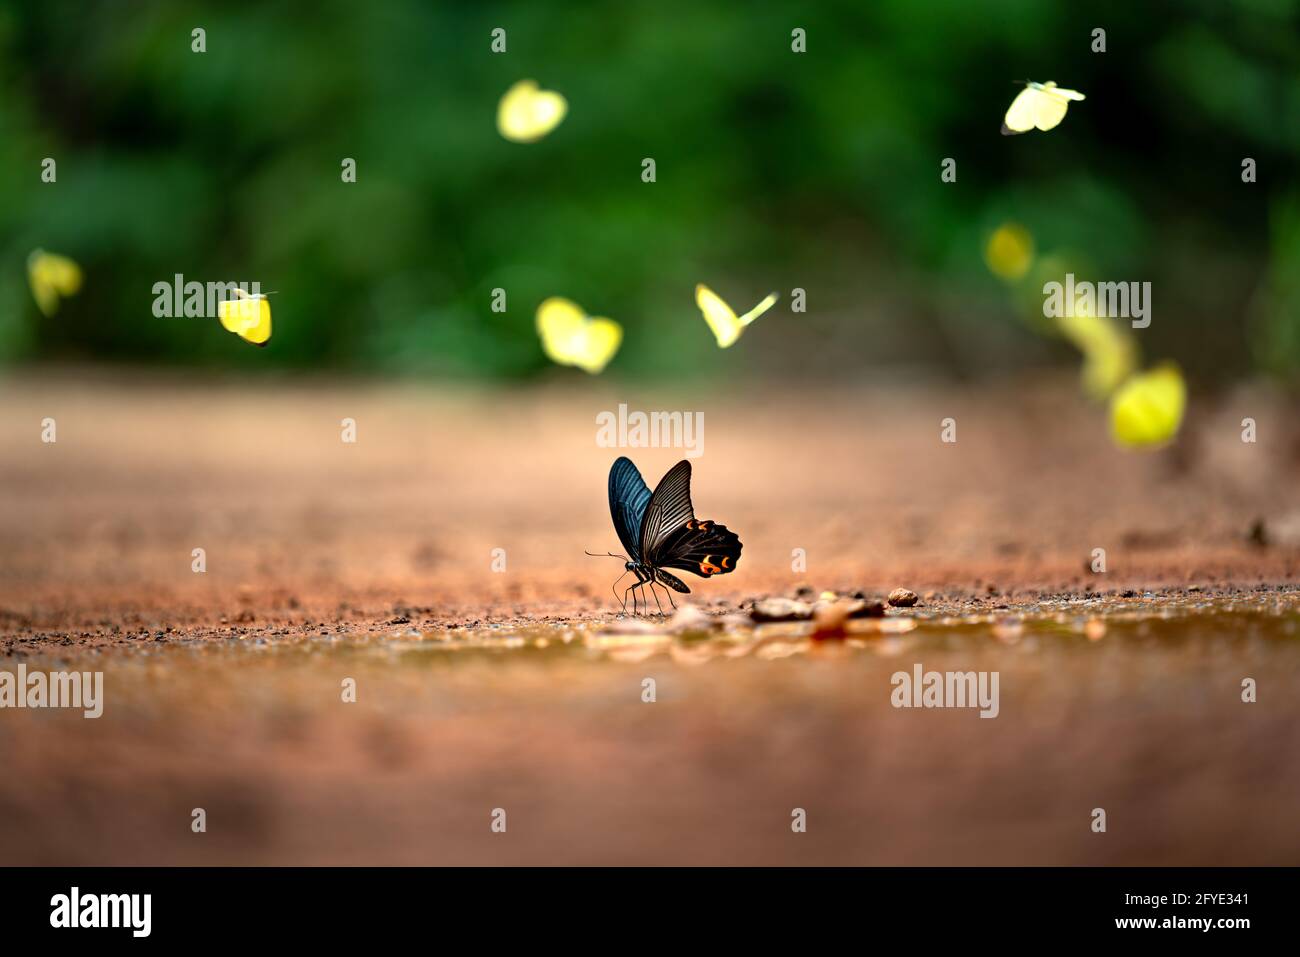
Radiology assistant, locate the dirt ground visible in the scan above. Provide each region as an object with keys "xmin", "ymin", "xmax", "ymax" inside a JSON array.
[{"xmin": 1, "ymin": 368, "xmax": 1298, "ymax": 864}]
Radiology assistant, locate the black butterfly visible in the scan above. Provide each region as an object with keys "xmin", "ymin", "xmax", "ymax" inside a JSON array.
[{"xmin": 592, "ymin": 456, "xmax": 743, "ymax": 616}]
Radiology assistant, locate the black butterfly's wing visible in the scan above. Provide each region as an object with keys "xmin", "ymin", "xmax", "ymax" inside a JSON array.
[
  {"xmin": 639, "ymin": 460, "xmax": 695, "ymax": 561},
  {"xmin": 653, "ymin": 519, "xmax": 743, "ymax": 581},
  {"xmin": 641, "ymin": 460, "xmax": 743, "ymax": 581},
  {"xmin": 608, "ymin": 457, "xmax": 653, "ymax": 562}
]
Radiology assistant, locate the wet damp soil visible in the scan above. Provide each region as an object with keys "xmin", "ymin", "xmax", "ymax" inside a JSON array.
[{"xmin": 2, "ymin": 591, "xmax": 1297, "ymax": 866}]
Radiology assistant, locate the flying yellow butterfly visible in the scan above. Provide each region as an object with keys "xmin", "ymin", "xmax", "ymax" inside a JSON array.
[
  {"xmin": 1109, "ymin": 364, "xmax": 1186, "ymax": 448},
  {"xmin": 1002, "ymin": 81, "xmax": 1085, "ymax": 135},
  {"xmin": 497, "ymin": 80, "xmax": 568, "ymax": 143},
  {"xmin": 695, "ymin": 284, "xmax": 777, "ymax": 348},
  {"xmin": 27, "ymin": 249, "xmax": 83, "ymax": 316},
  {"xmin": 218, "ymin": 288, "xmax": 272, "ymax": 346},
  {"xmin": 535, "ymin": 297, "xmax": 622, "ymax": 374},
  {"xmin": 983, "ymin": 222, "xmax": 1035, "ymax": 281},
  {"xmin": 1057, "ymin": 308, "xmax": 1139, "ymax": 401}
]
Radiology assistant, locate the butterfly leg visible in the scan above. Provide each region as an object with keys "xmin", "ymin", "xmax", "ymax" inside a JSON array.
[
  {"xmin": 647, "ymin": 574, "xmax": 678, "ymax": 614},
  {"xmin": 635, "ymin": 573, "xmax": 652, "ymax": 617},
  {"xmin": 649, "ymin": 581, "xmax": 665, "ymax": 617},
  {"xmin": 623, "ymin": 567, "xmax": 649, "ymax": 617}
]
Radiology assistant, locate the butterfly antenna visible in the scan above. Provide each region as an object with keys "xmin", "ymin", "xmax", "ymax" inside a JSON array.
[{"xmin": 585, "ymin": 550, "xmax": 628, "ymax": 561}]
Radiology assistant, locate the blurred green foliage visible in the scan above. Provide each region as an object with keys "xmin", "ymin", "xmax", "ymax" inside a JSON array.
[{"xmin": 1, "ymin": 0, "xmax": 1297, "ymax": 381}]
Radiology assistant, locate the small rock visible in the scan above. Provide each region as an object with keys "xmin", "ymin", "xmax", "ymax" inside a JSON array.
[
  {"xmin": 887, "ymin": 588, "xmax": 918, "ymax": 608},
  {"xmin": 750, "ymin": 598, "xmax": 814, "ymax": 623}
]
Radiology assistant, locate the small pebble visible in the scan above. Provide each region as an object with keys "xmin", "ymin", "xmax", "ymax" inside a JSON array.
[{"xmin": 887, "ymin": 588, "xmax": 918, "ymax": 608}]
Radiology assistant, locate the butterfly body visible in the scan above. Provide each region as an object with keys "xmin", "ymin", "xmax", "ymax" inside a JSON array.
[
  {"xmin": 604, "ymin": 457, "xmax": 741, "ymax": 614},
  {"xmin": 621, "ymin": 560, "xmax": 689, "ymax": 596}
]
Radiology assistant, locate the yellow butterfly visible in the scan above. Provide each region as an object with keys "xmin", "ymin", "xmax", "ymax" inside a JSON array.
[
  {"xmin": 218, "ymin": 288, "xmax": 272, "ymax": 346},
  {"xmin": 695, "ymin": 284, "xmax": 777, "ymax": 348},
  {"xmin": 983, "ymin": 222, "xmax": 1034, "ymax": 281},
  {"xmin": 27, "ymin": 249, "xmax": 83, "ymax": 316},
  {"xmin": 1056, "ymin": 308, "xmax": 1138, "ymax": 401},
  {"xmin": 535, "ymin": 297, "xmax": 622, "ymax": 374},
  {"xmin": 1002, "ymin": 81, "xmax": 1085, "ymax": 135},
  {"xmin": 1109, "ymin": 364, "xmax": 1186, "ymax": 448},
  {"xmin": 497, "ymin": 80, "xmax": 568, "ymax": 143}
]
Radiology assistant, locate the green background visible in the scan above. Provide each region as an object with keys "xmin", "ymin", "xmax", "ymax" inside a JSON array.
[{"xmin": 2, "ymin": 0, "xmax": 1297, "ymax": 382}]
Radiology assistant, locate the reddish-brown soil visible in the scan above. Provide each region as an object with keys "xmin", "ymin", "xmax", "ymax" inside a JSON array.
[{"xmin": 1, "ymin": 369, "xmax": 1298, "ymax": 864}]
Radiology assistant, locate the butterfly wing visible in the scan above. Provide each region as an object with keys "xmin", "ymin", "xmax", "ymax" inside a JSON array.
[
  {"xmin": 1004, "ymin": 82, "xmax": 1082, "ymax": 134},
  {"xmin": 1051, "ymin": 85, "xmax": 1086, "ymax": 102},
  {"xmin": 1109, "ymin": 364, "xmax": 1186, "ymax": 448},
  {"xmin": 639, "ymin": 460, "xmax": 696, "ymax": 560},
  {"xmin": 641, "ymin": 460, "xmax": 743, "ymax": 581},
  {"xmin": 536, "ymin": 297, "xmax": 622, "ymax": 373},
  {"xmin": 696, "ymin": 284, "xmax": 742, "ymax": 347},
  {"xmin": 608, "ymin": 456, "xmax": 653, "ymax": 561},
  {"xmin": 1032, "ymin": 91, "xmax": 1070, "ymax": 131},
  {"xmin": 218, "ymin": 294, "xmax": 272, "ymax": 346},
  {"xmin": 737, "ymin": 292, "xmax": 778, "ymax": 328},
  {"xmin": 1002, "ymin": 86, "xmax": 1039, "ymax": 135},
  {"xmin": 570, "ymin": 316, "xmax": 621, "ymax": 373},
  {"xmin": 653, "ymin": 518, "xmax": 743, "ymax": 582},
  {"xmin": 27, "ymin": 250, "xmax": 83, "ymax": 316},
  {"xmin": 497, "ymin": 80, "xmax": 568, "ymax": 143}
]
